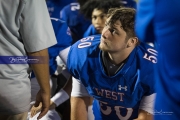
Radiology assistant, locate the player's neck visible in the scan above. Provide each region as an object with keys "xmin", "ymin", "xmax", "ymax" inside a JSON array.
[
  {"xmin": 107, "ymin": 46, "xmax": 135, "ymax": 65},
  {"xmin": 107, "ymin": 51, "xmax": 129, "ymax": 65},
  {"xmin": 102, "ymin": 51, "xmax": 127, "ymax": 76}
]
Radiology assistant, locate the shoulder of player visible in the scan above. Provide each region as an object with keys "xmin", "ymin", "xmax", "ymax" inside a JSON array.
[
  {"xmin": 137, "ymin": 43, "xmax": 158, "ymax": 56},
  {"xmin": 71, "ymin": 35, "xmax": 100, "ymax": 51},
  {"xmin": 137, "ymin": 42, "xmax": 157, "ymax": 63},
  {"xmin": 69, "ymin": 35, "xmax": 101, "ymax": 56},
  {"xmin": 67, "ymin": 35, "xmax": 100, "ymax": 72}
]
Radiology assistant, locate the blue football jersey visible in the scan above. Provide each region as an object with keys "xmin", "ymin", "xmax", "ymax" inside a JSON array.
[
  {"xmin": 67, "ymin": 35, "xmax": 157, "ymax": 120},
  {"xmin": 60, "ymin": 2, "xmax": 91, "ymax": 42},
  {"xmin": 83, "ymin": 24, "xmax": 99, "ymax": 37},
  {"xmin": 136, "ymin": 0, "xmax": 180, "ymax": 119}
]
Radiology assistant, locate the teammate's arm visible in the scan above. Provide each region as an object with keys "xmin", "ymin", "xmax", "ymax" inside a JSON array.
[{"xmin": 28, "ymin": 48, "xmax": 50, "ymax": 119}]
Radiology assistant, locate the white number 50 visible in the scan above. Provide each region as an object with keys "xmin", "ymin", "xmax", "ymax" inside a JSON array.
[{"xmin": 143, "ymin": 48, "xmax": 158, "ymax": 63}]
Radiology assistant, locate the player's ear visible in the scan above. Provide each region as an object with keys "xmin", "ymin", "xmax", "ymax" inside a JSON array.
[{"xmin": 127, "ymin": 37, "xmax": 138, "ymax": 47}]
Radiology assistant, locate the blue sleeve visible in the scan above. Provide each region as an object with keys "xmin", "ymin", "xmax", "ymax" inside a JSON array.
[{"xmin": 60, "ymin": 6, "xmax": 68, "ymax": 21}]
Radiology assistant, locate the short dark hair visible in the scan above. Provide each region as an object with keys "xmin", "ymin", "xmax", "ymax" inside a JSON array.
[
  {"xmin": 80, "ymin": 0, "xmax": 122, "ymax": 19},
  {"xmin": 107, "ymin": 7, "xmax": 136, "ymax": 39}
]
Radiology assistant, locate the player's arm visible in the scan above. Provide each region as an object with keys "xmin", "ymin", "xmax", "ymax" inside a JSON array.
[
  {"xmin": 71, "ymin": 77, "xmax": 91, "ymax": 120},
  {"xmin": 28, "ymin": 48, "xmax": 50, "ymax": 119},
  {"xmin": 134, "ymin": 93, "xmax": 156, "ymax": 120},
  {"xmin": 59, "ymin": 46, "xmax": 91, "ymax": 120}
]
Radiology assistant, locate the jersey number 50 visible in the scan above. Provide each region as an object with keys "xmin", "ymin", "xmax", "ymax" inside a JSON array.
[
  {"xmin": 78, "ymin": 36, "xmax": 94, "ymax": 48},
  {"xmin": 143, "ymin": 48, "xmax": 158, "ymax": 63}
]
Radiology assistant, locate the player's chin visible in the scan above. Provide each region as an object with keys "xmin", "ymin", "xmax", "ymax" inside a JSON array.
[{"xmin": 99, "ymin": 43, "xmax": 108, "ymax": 51}]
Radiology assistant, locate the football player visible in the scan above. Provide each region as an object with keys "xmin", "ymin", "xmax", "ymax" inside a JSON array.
[{"xmin": 59, "ymin": 7, "xmax": 157, "ymax": 120}]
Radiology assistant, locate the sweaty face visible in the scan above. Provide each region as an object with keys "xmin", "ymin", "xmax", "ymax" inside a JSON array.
[
  {"xmin": 92, "ymin": 9, "xmax": 107, "ymax": 34},
  {"xmin": 99, "ymin": 17, "xmax": 128, "ymax": 53}
]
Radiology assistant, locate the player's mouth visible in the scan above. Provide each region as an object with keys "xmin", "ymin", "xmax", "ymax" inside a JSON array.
[
  {"xmin": 100, "ymin": 38, "xmax": 108, "ymax": 45},
  {"xmin": 95, "ymin": 26, "xmax": 103, "ymax": 31}
]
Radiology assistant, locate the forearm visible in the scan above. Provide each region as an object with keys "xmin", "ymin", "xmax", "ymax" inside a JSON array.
[
  {"xmin": 71, "ymin": 96, "xmax": 89, "ymax": 120},
  {"xmin": 28, "ymin": 48, "xmax": 50, "ymax": 93},
  {"xmin": 29, "ymin": 49, "xmax": 50, "ymax": 118}
]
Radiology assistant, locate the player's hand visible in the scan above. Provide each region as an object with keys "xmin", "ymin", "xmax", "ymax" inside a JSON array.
[
  {"xmin": 31, "ymin": 89, "xmax": 50, "ymax": 119},
  {"xmin": 30, "ymin": 102, "xmax": 42, "ymax": 118},
  {"xmin": 30, "ymin": 100, "xmax": 56, "ymax": 118}
]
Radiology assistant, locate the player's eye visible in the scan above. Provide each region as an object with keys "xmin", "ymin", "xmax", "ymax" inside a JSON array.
[
  {"xmin": 104, "ymin": 22, "xmax": 119, "ymax": 35},
  {"xmin": 108, "ymin": 28, "xmax": 114, "ymax": 33},
  {"xmin": 92, "ymin": 16, "xmax": 97, "ymax": 20},
  {"xmin": 101, "ymin": 14, "xmax": 106, "ymax": 19},
  {"xmin": 108, "ymin": 28, "xmax": 116, "ymax": 34}
]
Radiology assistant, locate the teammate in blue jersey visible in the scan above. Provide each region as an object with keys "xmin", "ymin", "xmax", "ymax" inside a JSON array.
[
  {"xmin": 60, "ymin": 0, "xmax": 91, "ymax": 43},
  {"xmin": 81, "ymin": 0, "xmax": 122, "ymax": 37},
  {"xmin": 59, "ymin": 7, "xmax": 157, "ymax": 120},
  {"xmin": 136, "ymin": 0, "xmax": 180, "ymax": 120}
]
